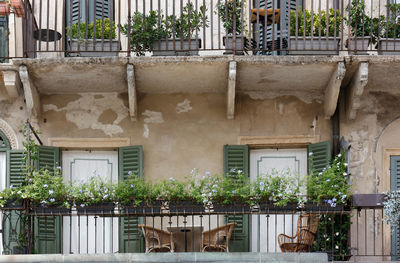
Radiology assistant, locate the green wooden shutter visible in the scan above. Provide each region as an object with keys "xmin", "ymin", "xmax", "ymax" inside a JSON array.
[
  {"xmin": 3, "ymin": 150, "xmax": 25, "ymax": 255},
  {"xmin": 223, "ymin": 145, "xmax": 250, "ymax": 252},
  {"xmin": 66, "ymin": 0, "xmax": 111, "ymax": 25},
  {"xmin": 307, "ymin": 141, "xmax": 331, "ymax": 174},
  {"xmin": 33, "ymin": 146, "xmax": 62, "ymax": 254},
  {"xmin": 0, "ymin": 16, "xmax": 8, "ymax": 63},
  {"xmin": 118, "ymin": 146, "xmax": 144, "ymax": 253},
  {"xmin": 390, "ymin": 156, "xmax": 400, "ymax": 260}
]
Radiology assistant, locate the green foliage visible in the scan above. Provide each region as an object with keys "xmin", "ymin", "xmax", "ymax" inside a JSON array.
[
  {"xmin": 345, "ymin": 0, "xmax": 372, "ymax": 37},
  {"xmin": 290, "ymin": 8, "xmax": 341, "ymax": 37},
  {"xmin": 154, "ymin": 177, "xmax": 197, "ymax": 202},
  {"xmin": 66, "ymin": 18, "xmax": 116, "ymax": 40},
  {"xmin": 115, "ymin": 174, "xmax": 155, "ymax": 206},
  {"xmin": 120, "ymin": 11, "xmax": 165, "ymax": 56},
  {"xmin": 0, "ymin": 185, "xmax": 24, "ymax": 207},
  {"xmin": 216, "ymin": 0, "xmax": 245, "ymax": 35},
  {"xmin": 23, "ymin": 169, "xmax": 70, "ymax": 208},
  {"xmin": 251, "ymin": 170, "xmax": 303, "ymax": 206},
  {"xmin": 307, "ymin": 152, "xmax": 350, "ymax": 206},
  {"xmin": 70, "ymin": 176, "xmax": 115, "ymax": 207},
  {"xmin": 383, "ymin": 4, "xmax": 400, "ymax": 38}
]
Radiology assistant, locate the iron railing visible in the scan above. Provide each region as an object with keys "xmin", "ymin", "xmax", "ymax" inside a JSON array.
[{"xmin": 5, "ymin": 0, "xmax": 399, "ymax": 58}]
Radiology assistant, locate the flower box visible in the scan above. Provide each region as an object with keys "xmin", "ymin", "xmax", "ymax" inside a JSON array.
[
  {"xmin": 288, "ymin": 36, "xmax": 340, "ymax": 55},
  {"xmin": 76, "ymin": 203, "xmax": 115, "ymax": 215},
  {"xmin": 67, "ymin": 39, "xmax": 120, "ymax": 57},
  {"xmin": 347, "ymin": 36, "xmax": 371, "ymax": 55},
  {"xmin": 32, "ymin": 205, "xmax": 71, "ymax": 215},
  {"xmin": 212, "ymin": 202, "xmax": 251, "ymax": 213},
  {"xmin": 258, "ymin": 202, "xmax": 298, "ymax": 213},
  {"xmin": 223, "ymin": 35, "xmax": 246, "ymax": 55},
  {"xmin": 1, "ymin": 199, "xmax": 24, "ymax": 210},
  {"xmin": 169, "ymin": 201, "xmax": 205, "ymax": 213},
  {"xmin": 378, "ymin": 38, "xmax": 400, "ymax": 55},
  {"xmin": 122, "ymin": 201, "xmax": 162, "ymax": 214},
  {"xmin": 152, "ymin": 38, "xmax": 201, "ymax": 56}
]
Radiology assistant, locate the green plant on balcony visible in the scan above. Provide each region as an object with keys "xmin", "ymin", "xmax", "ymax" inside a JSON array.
[
  {"xmin": 0, "ymin": 184, "xmax": 25, "ymax": 208},
  {"xmin": 66, "ymin": 18, "xmax": 116, "ymax": 40},
  {"xmin": 345, "ymin": 0, "xmax": 372, "ymax": 37},
  {"xmin": 115, "ymin": 174, "xmax": 155, "ymax": 206},
  {"xmin": 290, "ymin": 9, "xmax": 342, "ymax": 37},
  {"xmin": 216, "ymin": 0, "xmax": 246, "ymax": 35},
  {"xmin": 70, "ymin": 176, "xmax": 115, "ymax": 207}
]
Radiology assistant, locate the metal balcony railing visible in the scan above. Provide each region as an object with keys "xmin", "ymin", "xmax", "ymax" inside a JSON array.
[{"xmin": 5, "ymin": 0, "xmax": 400, "ymax": 58}]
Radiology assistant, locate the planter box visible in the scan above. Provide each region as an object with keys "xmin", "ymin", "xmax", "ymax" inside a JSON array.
[
  {"xmin": 152, "ymin": 38, "xmax": 201, "ymax": 56},
  {"xmin": 223, "ymin": 35, "xmax": 245, "ymax": 55},
  {"xmin": 378, "ymin": 38, "xmax": 400, "ymax": 55},
  {"xmin": 1, "ymin": 199, "xmax": 24, "ymax": 210},
  {"xmin": 212, "ymin": 202, "xmax": 251, "ymax": 213},
  {"xmin": 32, "ymin": 206, "xmax": 71, "ymax": 215},
  {"xmin": 67, "ymin": 39, "xmax": 120, "ymax": 57},
  {"xmin": 288, "ymin": 36, "xmax": 340, "ymax": 55},
  {"xmin": 169, "ymin": 201, "xmax": 205, "ymax": 213},
  {"xmin": 123, "ymin": 201, "xmax": 162, "ymax": 214},
  {"xmin": 258, "ymin": 202, "xmax": 298, "ymax": 213},
  {"xmin": 347, "ymin": 36, "xmax": 371, "ymax": 55},
  {"xmin": 76, "ymin": 203, "xmax": 115, "ymax": 215}
]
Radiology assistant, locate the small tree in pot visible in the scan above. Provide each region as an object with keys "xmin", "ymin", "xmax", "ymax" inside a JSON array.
[
  {"xmin": 377, "ymin": 3, "xmax": 400, "ymax": 55},
  {"xmin": 216, "ymin": 0, "xmax": 247, "ymax": 54}
]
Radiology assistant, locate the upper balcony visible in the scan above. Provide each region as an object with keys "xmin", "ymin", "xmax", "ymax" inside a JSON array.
[{"xmin": 2, "ymin": 0, "xmax": 400, "ymax": 58}]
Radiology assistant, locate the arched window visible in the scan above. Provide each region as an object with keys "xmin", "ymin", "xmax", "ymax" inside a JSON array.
[{"xmin": 0, "ymin": 130, "xmax": 10, "ymax": 150}]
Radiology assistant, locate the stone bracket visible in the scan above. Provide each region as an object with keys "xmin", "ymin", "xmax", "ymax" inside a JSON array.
[
  {"xmin": 227, "ymin": 61, "xmax": 237, "ymax": 120},
  {"xmin": 19, "ymin": 65, "xmax": 41, "ymax": 118},
  {"xmin": 3, "ymin": 70, "xmax": 21, "ymax": 101},
  {"xmin": 347, "ymin": 62, "xmax": 368, "ymax": 120},
  {"xmin": 324, "ymin": 62, "xmax": 346, "ymax": 119},
  {"xmin": 127, "ymin": 63, "xmax": 137, "ymax": 121}
]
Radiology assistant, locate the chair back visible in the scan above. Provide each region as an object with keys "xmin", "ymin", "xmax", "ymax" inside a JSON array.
[
  {"xmin": 139, "ymin": 224, "xmax": 174, "ymax": 252},
  {"xmin": 202, "ymin": 222, "xmax": 237, "ymax": 251},
  {"xmin": 297, "ymin": 214, "xmax": 320, "ymax": 251}
]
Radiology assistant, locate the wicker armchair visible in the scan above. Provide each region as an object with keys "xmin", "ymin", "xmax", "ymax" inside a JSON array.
[
  {"xmin": 278, "ymin": 214, "xmax": 320, "ymax": 252},
  {"xmin": 139, "ymin": 224, "xmax": 175, "ymax": 253},
  {"xmin": 202, "ymin": 222, "xmax": 237, "ymax": 252}
]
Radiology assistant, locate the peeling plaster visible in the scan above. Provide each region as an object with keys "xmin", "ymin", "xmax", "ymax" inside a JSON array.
[
  {"xmin": 142, "ymin": 110, "xmax": 164, "ymax": 123},
  {"xmin": 143, "ymin": 124, "xmax": 149, "ymax": 138},
  {"xmin": 245, "ymin": 91, "xmax": 322, "ymax": 104},
  {"xmin": 176, "ymin": 99, "xmax": 192, "ymax": 113},
  {"xmin": 43, "ymin": 93, "xmax": 128, "ymax": 136}
]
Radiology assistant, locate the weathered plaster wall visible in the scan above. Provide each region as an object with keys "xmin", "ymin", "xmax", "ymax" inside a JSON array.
[{"xmin": 0, "ymin": 92, "xmax": 331, "ymax": 181}]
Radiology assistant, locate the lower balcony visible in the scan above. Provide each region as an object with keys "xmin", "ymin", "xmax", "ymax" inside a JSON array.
[{"xmin": 0, "ymin": 198, "xmax": 393, "ymax": 262}]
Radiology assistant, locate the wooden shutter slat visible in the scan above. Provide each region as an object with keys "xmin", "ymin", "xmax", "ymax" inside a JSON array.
[{"xmin": 307, "ymin": 141, "xmax": 331, "ymax": 174}]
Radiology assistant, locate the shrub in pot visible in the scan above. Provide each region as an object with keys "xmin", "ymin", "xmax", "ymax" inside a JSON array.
[
  {"xmin": 377, "ymin": 4, "xmax": 400, "ymax": 55},
  {"xmin": 216, "ymin": 0, "xmax": 246, "ymax": 54},
  {"xmin": 289, "ymin": 8, "xmax": 342, "ymax": 55},
  {"xmin": 66, "ymin": 18, "xmax": 118, "ymax": 57}
]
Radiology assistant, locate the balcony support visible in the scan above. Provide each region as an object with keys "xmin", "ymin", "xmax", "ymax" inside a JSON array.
[
  {"xmin": 227, "ymin": 61, "xmax": 237, "ymax": 120},
  {"xmin": 324, "ymin": 62, "xmax": 346, "ymax": 119},
  {"xmin": 19, "ymin": 65, "xmax": 41, "ymax": 118},
  {"xmin": 127, "ymin": 64, "xmax": 137, "ymax": 121},
  {"xmin": 347, "ymin": 62, "xmax": 368, "ymax": 120},
  {"xmin": 3, "ymin": 70, "xmax": 21, "ymax": 101}
]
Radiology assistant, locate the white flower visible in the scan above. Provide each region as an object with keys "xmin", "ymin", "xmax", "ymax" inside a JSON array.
[
  {"xmin": 28, "ymin": 178, "xmax": 32, "ymax": 182},
  {"xmin": 343, "ymin": 172, "xmax": 348, "ymax": 176},
  {"xmin": 308, "ymin": 152, "xmax": 313, "ymax": 156},
  {"xmin": 43, "ymin": 184, "xmax": 48, "ymax": 188},
  {"xmin": 17, "ymin": 191, "xmax": 22, "ymax": 195},
  {"xmin": 50, "ymin": 198, "xmax": 55, "ymax": 203},
  {"xmin": 80, "ymin": 204, "xmax": 85, "ymax": 207},
  {"xmin": 344, "ymin": 163, "xmax": 348, "ymax": 167},
  {"xmin": 238, "ymin": 170, "xmax": 243, "ymax": 174},
  {"xmin": 41, "ymin": 200, "xmax": 47, "ymax": 204},
  {"xmin": 335, "ymin": 245, "xmax": 339, "ymax": 249},
  {"xmin": 336, "ymin": 232, "xmax": 339, "ymax": 236},
  {"xmin": 128, "ymin": 171, "xmax": 133, "ymax": 176},
  {"xmin": 130, "ymin": 184, "xmax": 134, "ymax": 188},
  {"xmin": 338, "ymin": 153, "xmax": 342, "ymax": 157},
  {"xmin": 56, "ymin": 166, "xmax": 62, "ymax": 170},
  {"xmin": 205, "ymin": 171, "xmax": 210, "ymax": 176},
  {"xmin": 49, "ymin": 190, "xmax": 54, "ymax": 195},
  {"xmin": 230, "ymin": 168, "xmax": 236, "ymax": 173},
  {"xmin": 326, "ymin": 179, "xmax": 331, "ymax": 182}
]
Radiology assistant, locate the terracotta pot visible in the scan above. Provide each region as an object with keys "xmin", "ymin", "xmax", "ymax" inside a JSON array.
[
  {"xmin": 0, "ymin": 2, "xmax": 10, "ymax": 16},
  {"xmin": 10, "ymin": 0, "xmax": 24, "ymax": 18}
]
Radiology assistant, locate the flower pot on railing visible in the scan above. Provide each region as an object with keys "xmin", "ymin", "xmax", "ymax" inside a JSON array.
[
  {"xmin": 31, "ymin": 205, "xmax": 71, "ymax": 215},
  {"xmin": 67, "ymin": 39, "xmax": 120, "ymax": 57},
  {"xmin": 223, "ymin": 35, "xmax": 245, "ymax": 55},
  {"xmin": 378, "ymin": 38, "xmax": 400, "ymax": 55},
  {"xmin": 169, "ymin": 201, "xmax": 205, "ymax": 213},
  {"xmin": 212, "ymin": 202, "xmax": 251, "ymax": 213},
  {"xmin": 122, "ymin": 200, "xmax": 163, "ymax": 215},
  {"xmin": 10, "ymin": 0, "xmax": 24, "ymax": 18},
  {"xmin": 76, "ymin": 202, "xmax": 115, "ymax": 215},
  {"xmin": 1, "ymin": 199, "xmax": 24, "ymax": 210},
  {"xmin": 347, "ymin": 36, "xmax": 371, "ymax": 55},
  {"xmin": 288, "ymin": 36, "xmax": 340, "ymax": 55},
  {"xmin": 152, "ymin": 38, "xmax": 201, "ymax": 56},
  {"xmin": 0, "ymin": 2, "xmax": 10, "ymax": 16}
]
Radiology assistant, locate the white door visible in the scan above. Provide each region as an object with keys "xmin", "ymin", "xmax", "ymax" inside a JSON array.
[
  {"xmin": 250, "ymin": 148, "xmax": 307, "ymax": 252},
  {"xmin": 62, "ymin": 151, "xmax": 119, "ymax": 254},
  {"xmin": 0, "ymin": 152, "xmax": 5, "ymax": 254}
]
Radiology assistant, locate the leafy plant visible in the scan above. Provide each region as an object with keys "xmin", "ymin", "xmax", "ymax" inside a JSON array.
[
  {"xmin": 0, "ymin": 185, "xmax": 25, "ymax": 207},
  {"xmin": 115, "ymin": 173, "xmax": 155, "ymax": 206},
  {"xmin": 345, "ymin": 0, "xmax": 372, "ymax": 37},
  {"xmin": 216, "ymin": 0, "xmax": 245, "ymax": 35},
  {"xmin": 66, "ymin": 18, "xmax": 116, "ymax": 40},
  {"xmin": 290, "ymin": 8, "xmax": 341, "ymax": 37},
  {"xmin": 70, "ymin": 176, "xmax": 115, "ymax": 207},
  {"xmin": 23, "ymin": 169, "xmax": 70, "ymax": 208},
  {"xmin": 307, "ymin": 152, "xmax": 350, "ymax": 207},
  {"xmin": 154, "ymin": 177, "xmax": 199, "ymax": 202}
]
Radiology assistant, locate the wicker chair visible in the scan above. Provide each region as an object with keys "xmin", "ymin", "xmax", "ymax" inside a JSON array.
[
  {"xmin": 202, "ymin": 222, "xmax": 237, "ymax": 252},
  {"xmin": 278, "ymin": 214, "xmax": 320, "ymax": 252},
  {"xmin": 139, "ymin": 224, "xmax": 175, "ymax": 253}
]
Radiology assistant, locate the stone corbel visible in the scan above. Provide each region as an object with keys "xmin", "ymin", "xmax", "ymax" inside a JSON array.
[
  {"xmin": 324, "ymin": 62, "xmax": 346, "ymax": 119},
  {"xmin": 347, "ymin": 62, "xmax": 368, "ymax": 120},
  {"xmin": 3, "ymin": 70, "xmax": 21, "ymax": 101},
  {"xmin": 127, "ymin": 63, "xmax": 137, "ymax": 121},
  {"xmin": 19, "ymin": 65, "xmax": 41, "ymax": 118},
  {"xmin": 227, "ymin": 61, "xmax": 237, "ymax": 120}
]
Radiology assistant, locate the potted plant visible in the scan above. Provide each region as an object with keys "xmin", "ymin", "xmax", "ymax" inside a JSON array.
[
  {"xmin": 66, "ymin": 18, "xmax": 119, "ymax": 57},
  {"xmin": 71, "ymin": 176, "xmax": 115, "ymax": 215},
  {"xmin": 289, "ymin": 8, "xmax": 342, "ymax": 55},
  {"xmin": 377, "ymin": 4, "xmax": 400, "ymax": 55},
  {"xmin": 216, "ymin": 0, "xmax": 246, "ymax": 54},
  {"xmin": 115, "ymin": 174, "xmax": 161, "ymax": 214},
  {"xmin": 23, "ymin": 169, "xmax": 71, "ymax": 215},
  {"xmin": 345, "ymin": 0, "xmax": 372, "ymax": 54},
  {"xmin": 0, "ymin": 185, "xmax": 25, "ymax": 210}
]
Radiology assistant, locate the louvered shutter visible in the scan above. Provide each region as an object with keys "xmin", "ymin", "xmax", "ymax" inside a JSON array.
[
  {"xmin": 66, "ymin": 0, "xmax": 111, "ymax": 25},
  {"xmin": 223, "ymin": 145, "xmax": 250, "ymax": 252},
  {"xmin": 33, "ymin": 146, "xmax": 62, "ymax": 254},
  {"xmin": 118, "ymin": 146, "xmax": 144, "ymax": 252},
  {"xmin": 0, "ymin": 16, "xmax": 8, "ymax": 63},
  {"xmin": 390, "ymin": 156, "xmax": 400, "ymax": 260},
  {"xmin": 3, "ymin": 150, "xmax": 26, "ymax": 254},
  {"xmin": 307, "ymin": 141, "xmax": 331, "ymax": 174}
]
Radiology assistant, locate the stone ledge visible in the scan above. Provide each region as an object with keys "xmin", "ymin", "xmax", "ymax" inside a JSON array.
[{"xmin": 0, "ymin": 253, "xmax": 328, "ymax": 263}]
